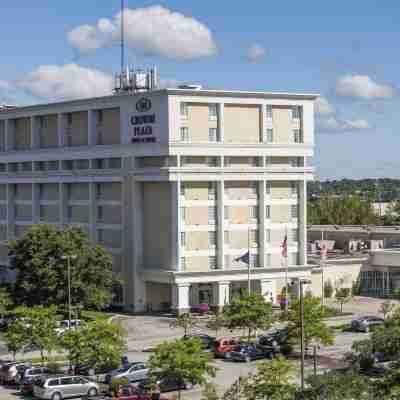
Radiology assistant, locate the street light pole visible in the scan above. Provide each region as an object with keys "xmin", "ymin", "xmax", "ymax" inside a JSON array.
[
  {"xmin": 61, "ymin": 254, "xmax": 77, "ymax": 329},
  {"xmin": 300, "ymin": 279, "xmax": 305, "ymax": 390}
]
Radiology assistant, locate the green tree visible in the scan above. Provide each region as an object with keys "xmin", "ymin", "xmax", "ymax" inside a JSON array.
[
  {"xmin": 379, "ymin": 300, "xmax": 396, "ymax": 320},
  {"xmin": 241, "ymin": 356, "xmax": 298, "ymax": 400},
  {"xmin": 206, "ymin": 314, "xmax": 226, "ymax": 338},
  {"xmin": 149, "ymin": 339, "xmax": 216, "ymax": 400},
  {"xmin": 201, "ymin": 382, "xmax": 219, "ymax": 400},
  {"xmin": 170, "ymin": 313, "xmax": 198, "ymax": 336},
  {"xmin": 324, "ymin": 280, "xmax": 334, "ymax": 299},
  {"xmin": 222, "ymin": 293, "xmax": 275, "ymax": 343},
  {"xmin": 284, "ymin": 293, "xmax": 334, "ymax": 349},
  {"xmin": 8, "ymin": 224, "xmax": 119, "ymax": 310},
  {"xmin": 23, "ymin": 305, "xmax": 60, "ymax": 362},
  {"xmin": 0, "ymin": 288, "xmax": 12, "ymax": 320},
  {"xmin": 61, "ymin": 320, "xmax": 126, "ymax": 372},
  {"xmin": 4, "ymin": 319, "xmax": 29, "ymax": 360},
  {"xmin": 334, "ymin": 288, "xmax": 352, "ymax": 313}
]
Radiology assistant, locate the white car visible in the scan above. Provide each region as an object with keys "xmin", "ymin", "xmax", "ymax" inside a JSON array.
[{"xmin": 55, "ymin": 319, "xmax": 82, "ymax": 336}]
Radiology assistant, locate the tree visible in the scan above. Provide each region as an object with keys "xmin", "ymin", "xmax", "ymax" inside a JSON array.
[
  {"xmin": 284, "ymin": 293, "xmax": 334, "ymax": 350},
  {"xmin": 222, "ymin": 293, "xmax": 275, "ymax": 343},
  {"xmin": 170, "ymin": 313, "xmax": 198, "ymax": 336},
  {"xmin": 149, "ymin": 339, "xmax": 216, "ymax": 400},
  {"xmin": 241, "ymin": 356, "xmax": 298, "ymax": 400},
  {"xmin": 8, "ymin": 224, "xmax": 119, "ymax": 310},
  {"xmin": 324, "ymin": 280, "xmax": 334, "ymax": 299},
  {"xmin": 23, "ymin": 306, "xmax": 60, "ymax": 362},
  {"xmin": 61, "ymin": 320, "xmax": 126, "ymax": 372},
  {"xmin": 206, "ymin": 314, "xmax": 226, "ymax": 338},
  {"xmin": 4, "ymin": 319, "xmax": 29, "ymax": 360},
  {"xmin": 379, "ymin": 300, "xmax": 396, "ymax": 320},
  {"xmin": 201, "ymin": 382, "xmax": 219, "ymax": 400},
  {"xmin": 0, "ymin": 288, "xmax": 12, "ymax": 320},
  {"xmin": 334, "ymin": 288, "xmax": 352, "ymax": 313}
]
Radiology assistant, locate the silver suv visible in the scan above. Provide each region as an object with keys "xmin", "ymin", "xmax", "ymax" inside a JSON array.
[
  {"xmin": 33, "ymin": 375, "xmax": 99, "ymax": 400},
  {"xmin": 105, "ymin": 362, "xmax": 149, "ymax": 384}
]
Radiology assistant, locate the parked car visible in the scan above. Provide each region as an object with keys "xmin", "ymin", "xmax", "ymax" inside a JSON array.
[
  {"xmin": 105, "ymin": 362, "xmax": 149, "ymax": 384},
  {"xmin": 19, "ymin": 366, "xmax": 51, "ymax": 394},
  {"xmin": 259, "ymin": 328, "xmax": 290, "ymax": 349},
  {"xmin": 213, "ymin": 338, "xmax": 241, "ymax": 359},
  {"xmin": 351, "ymin": 316, "xmax": 384, "ymax": 332},
  {"xmin": 2, "ymin": 362, "xmax": 31, "ymax": 385},
  {"xmin": 55, "ymin": 319, "xmax": 82, "ymax": 336},
  {"xmin": 229, "ymin": 344, "xmax": 276, "ymax": 362},
  {"xmin": 183, "ymin": 334, "xmax": 216, "ymax": 351},
  {"xmin": 86, "ymin": 383, "xmax": 168, "ymax": 400},
  {"xmin": 137, "ymin": 376, "xmax": 191, "ymax": 393},
  {"xmin": 33, "ymin": 375, "xmax": 99, "ymax": 400}
]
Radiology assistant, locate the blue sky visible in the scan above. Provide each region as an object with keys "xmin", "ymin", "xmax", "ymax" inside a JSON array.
[{"xmin": 1, "ymin": 0, "xmax": 400, "ymax": 180}]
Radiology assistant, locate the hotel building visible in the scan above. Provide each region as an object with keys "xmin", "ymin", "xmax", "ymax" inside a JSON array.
[{"xmin": 0, "ymin": 85, "xmax": 317, "ymax": 313}]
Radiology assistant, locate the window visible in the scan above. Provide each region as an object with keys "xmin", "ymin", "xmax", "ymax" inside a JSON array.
[
  {"xmin": 250, "ymin": 230, "xmax": 258, "ymax": 247},
  {"xmin": 224, "ymin": 231, "xmax": 230, "ymax": 244},
  {"xmin": 291, "ymin": 229, "xmax": 299, "ymax": 243},
  {"xmin": 291, "ymin": 182, "xmax": 298, "ymax": 196},
  {"xmin": 38, "ymin": 116, "xmax": 47, "ymax": 129},
  {"xmin": 293, "ymin": 129, "xmax": 303, "ymax": 143},
  {"xmin": 63, "ymin": 160, "xmax": 73, "ymax": 170},
  {"xmin": 180, "ymin": 184, "xmax": 185, "ymax": 198},
  {"xmin": 208, "ymin": 182, "xmax": 216, "ymax": 199},
  {"xmin": 66, "ymin": 113, "xmax": 73, "ymax": 126},
  {"xmin": 209, "ymin": 104, "xmax": 218, "ymax": 120},
  {"xmin": 250, "ymin": 182, "xmax": 258, "ymax": 197},
  {"xmin": 207, "ymin": 157, "xmax": 218, "ymax": 167},
  {"xmin": 109, "ymin": 158, "xmax": 122, "ymax": 169},
  {"xmin": 224, "ymin": 206, "xmax": 229, "ymax": 220},
  {"xmin": 48, "ymin": 160, "xmax": 59, "ymax": 171},
  {"xmin": 48, "ymin": 379, "xmax": 59, "ymax": 387},
  {"xmin": 250, "ymin": 254, "xmax": 258, "ymax": 267},
  {"xmin": 181, "ymin": 257, "xmax": 186, "ymax": 271},
  {"xmin": 209, "ymin": 256, "xmax": 217, "ymax": 270},
  {"xmin": 250, "ymin": 206, "xmax": 258, "ymax": 221},
  {"xmin": 291, "ymin": 106, "xmax": 301, "ymax": 120},
  {"xmin": 265, "ymin": 128, "xmax": 273, "ymax": 143},
  {"xmin": 250, "ymin": 157, "xmax": 258, "ymax": 167},
  {"xmin": 60, "ymin": 377, "xmax": 73, "ymax": 385},
  {"xmin": 209, "ymin": 128, "xmax": 218, "ymax": 142},
  {"xmin": 181, "ymin": 232, "xmax": 186, "ymax": 247},
  {"xmin": 76, "ymin": 159, "xmax": 89, "ymax": 170},
  {"xmin": 266, "ymin": 104, "xmax": 273, "ymax": 120},
  {"xmin": 265, "ymin": 205, "xmax": 271, "ymax": 219},
  {"xmin": 180, "ymin": 127, "xmax": 189, "ymax": 141},
  {"xmin": 208, "ymin": 207, "xmax": 217, "ymax": 224},
  {"xmin": 291, "ymin": 205, "xmax": 298, "ymax": 219},
  {"xmin": 209, "ymin": 231, "xmax": 216, "ymax": 247},
  {"xmin": 266, "ymin": 182, "xmax": 271, "ymax": 195},
  {"xmin": 181, "ymin": 207, "xmax": 186, "ymax": 222},
  {"xmin": 180, "ymin": 103, "xmax": 188, "ymax": 119},
  {"xmin": 266, "ymin": 229, "xmax": 271, "ymax": 243},
  {"xmin": 98, "ymin": 110, "xmax": 103, "ymax": 125}
]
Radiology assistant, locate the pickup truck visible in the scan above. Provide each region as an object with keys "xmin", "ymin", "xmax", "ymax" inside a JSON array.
[{"xmin": 85, "ymin": 384, "xmax": 167, "ymax": 400}]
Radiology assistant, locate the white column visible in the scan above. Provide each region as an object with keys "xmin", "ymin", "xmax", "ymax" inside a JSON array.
[
  {"xmin": 259, "ymin": 180, "xmax": 266, "ymax": 267},
  {"xmin": 171, "ymin": 181, "xmax": 181, "ymax": 271},
  {"xmin": 218, "ymin": 103, "xmax": 224, "ymax": 142},
  {"xmin": 213, "ymin": 281, "xmax": 230, "ymax": 309},
  {"xmin": 88, "ymin": 110, "xmax": 96, "ymax": 146},
  {"xmin": 217, "ymin": 180, "xmax": 225, "ymax": 269},
  {"xmin": 57, "ymin": 113, "xmax": 65, "ymax": 147},
  {"xmin": 260, "ymin": 279, "xmax": 277, "ymax": 303},
  {"xmin": 299, "ymin": 180, "xmax": 307, "ymax": 265},
  {"xmin": 172, "ymin": 283, "xmax": 191, "ymax": 313},
  {"xmin": 30, "ymin": 116, "xmax": 38, "ymax": 149}
]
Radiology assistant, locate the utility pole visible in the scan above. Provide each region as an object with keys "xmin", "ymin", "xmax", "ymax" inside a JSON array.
[{"xmin": 247, "ymin": 227, "xmax": 251, "ymax": 294}]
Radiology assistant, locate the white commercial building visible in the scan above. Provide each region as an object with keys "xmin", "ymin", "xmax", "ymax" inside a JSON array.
[{"xmin": 0, "ymin": 84, "xmax": 317, "ymax": 313}]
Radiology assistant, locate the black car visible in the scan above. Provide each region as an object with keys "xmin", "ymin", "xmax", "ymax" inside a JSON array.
[
  {"xmin": 182, "ymin": 334, "xmax": 216, "ymax": 350},
  {"xmin": 259, "ymin": 328, "xmax": 289, "ymax": 349},
  {"xmin": 229, "ymin": 344, "xmax": 276, "ymax": 362},
  {"xmin": 138, "ymin": 376, "xmax": 191, "ymax": 393}
]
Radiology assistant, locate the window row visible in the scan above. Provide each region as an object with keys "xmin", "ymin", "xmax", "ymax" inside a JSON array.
[
  {"xmin": 265, "ymin": 105, "xmax": 302, "ymax": 121},
  {"xmin": 180, "ymin": 103, "xmax": 218, "ymax": 120},
  {"xmin": 264, "ymin": 128, "xmax": 303, "ymax": 143}
]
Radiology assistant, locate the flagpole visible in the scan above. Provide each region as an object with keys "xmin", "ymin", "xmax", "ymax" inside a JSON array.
[
  {"xmin": 285, "ymin": 225, "xmax": 289, "ymax": 312},
  {"xmin": 248, "ymin": 227, "xmax": 251, "ymax": 295}
]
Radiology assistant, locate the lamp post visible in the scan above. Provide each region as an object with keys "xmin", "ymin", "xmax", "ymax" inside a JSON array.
[
  {"xmin": 299, "ymin": 277, "xmax": 312, "ymax": 390},
  {"xmin": 61, "ymin": 254, "xmax": 77, "ymax": 329}
]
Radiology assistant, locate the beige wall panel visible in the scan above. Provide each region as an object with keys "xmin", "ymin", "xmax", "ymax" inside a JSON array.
[
  {"xmin": 40, "ymin": 183, "xmax": 59, "ymax": 201},
  {"xmin": 70, "ymin": 111, "xmax": 88, "ymax": 146},
  {"xmin": 185, "ymin": 256, "xmax": 209, "ymax": 272},
  {"xmin": 230, "ymin": 206, "xmax": 251, "ymax": 224},
  {"xmin": 0, "ymin": 206, "xmax": 6, "ymax": 220},
  {"xmin": 271, "ymin": 181, "xmax": 291, "ymax": 198},
  {"xmin": 14, "ymin": 118, "xmax": 31, "ymax": 150},
  {"xmin": 186, "ymin": 104, "xmax": 217, "ymax": 142},
  {"xmin": 15, "ymin": 184, "xmax": 32, "ymax": 200},
  {"xmin": 229, "ymin": 230, "xmax": 249, "ymax": 249},
  {"xmin": 0, "ymin": 185, "xmax": 6, "ymax": 200},
  {"xmin": 100, "ymin": 108, "xmax": 120, "ymax": 145},
  {"xmin": 0, "ymin": 225, "xmax": 6, "ymax": 241},
  {"xmin": 68, "ymin": 205, "xmax": 89, "ymax": 223},
  {"xmin": 39, "ymin": 115, "xmax": 58, "ymax": 148},
  {"xmin": 146, "ymin": 282, "xmax": 171, "ymax": 309},
  {"xmin": 98, "ymin": 228, "xmax": 122, "ymax": 249},
  {"xmin": 143, "ymin": 183, "xmax": 171, "ymax": 269},
  {"xmin": 97, "ymin": 182, "xmax": 121, "ymax": 202},
  {"xmin": 270, "ymin": 204, "xmax": 290, "ymax": 223},
  {"xmin": 226, "ymin": 182, "xmax": 256, "ymax": 200},
  {"xmin": 186, "ymin": 207, "xmax": 210, "ymax": 225},
  {"xmin": 40, "ymin": 205, "xmax": 59, "ymax": 222},
  {"xmin": 68, "ymin": 183, "xmax": 89, "ymax": 201},
  {"xmin": 272, "ymin": 106, "xmax": 291, "ymax": 143},
  {"xmin": 184, "ymin": 182, "xmax": 209, "ymax": 201},
  {"xmin": 224, "ymin": 104, "xmax": 261, "ymax": 143},
  {"xmin": 98, "ymin": 205, "xmax": 122, "ymax": 224},
  {"xmin": 186, "ymin": 231, "xmax": 210, "ymax": 251}
]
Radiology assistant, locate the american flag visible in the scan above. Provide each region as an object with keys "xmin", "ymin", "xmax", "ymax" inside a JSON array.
[
  {"xmin": 234, "ymin": 251, "xmax": 250, "ymax": 265},
  {"xmin": 281, "ymin": 234, "xmax": 288, "ymax": 258},
  {"xmin": 320, "ymin": 243, "xmax": 327, "ymax": 259}
]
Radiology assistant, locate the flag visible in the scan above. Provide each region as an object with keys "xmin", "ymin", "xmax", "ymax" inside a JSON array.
[
  {"xmin": 281, "ymin": 235, "xmax": 288, "ymax": 258},
  {"xmin": 234, "ymin": 251, "xmax": 250, "ymax": 265},
  {"xmin": 320, "ymin": 243, "xmax": 327, "ymax": 259}
]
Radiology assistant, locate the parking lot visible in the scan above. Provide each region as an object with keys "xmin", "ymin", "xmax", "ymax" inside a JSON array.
[{"xmin": 0, "ymin": 297, "xmax": 391, "ymax": 399}]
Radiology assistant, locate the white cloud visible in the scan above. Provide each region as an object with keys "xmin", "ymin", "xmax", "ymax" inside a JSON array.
[
  {"xmin": 247, "ymin": 43, "xmax": 266, "ymax": 63},
  {"xmin": 67, "ymin": 5, "xmax": 217, "ymax": 60},
  {"xmin": 15, "ymin": 64, "xmax": 114, "ymax": 101},
  {"xmin": 0, "ymin": 80, "xmax": 11, "ymax": 90},
  {"xmin": 315, "ymin": 96, "xmax": 335, "ymax": 116},
  {"xmin": 336, "ymin": 74, "xmax": 396, "ymax": 99},
  {"xmin": 317, "ymin": 116, "xmax": 370, "ymax": 132}
]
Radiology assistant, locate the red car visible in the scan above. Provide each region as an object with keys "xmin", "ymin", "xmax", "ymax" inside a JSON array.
[
  {"xmin": 214, "ymin": 338, "xmax": 241, "ymax": 359},
  {"xmin": 91, "ymin": 384, "xmax": 167, "ymax": 400}
]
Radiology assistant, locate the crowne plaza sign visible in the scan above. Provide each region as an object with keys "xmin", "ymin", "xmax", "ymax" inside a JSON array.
[{"xmin": 130, "ymin": 98, "xmax": 157, "ymax": 144}]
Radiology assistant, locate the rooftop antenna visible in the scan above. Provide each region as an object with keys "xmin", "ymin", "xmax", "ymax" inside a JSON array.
[{"xmin": 121, "ymin": 0, "xmax": 125, "ymax": 74}]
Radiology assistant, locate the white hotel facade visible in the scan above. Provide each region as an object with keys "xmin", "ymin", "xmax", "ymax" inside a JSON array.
[{"xmin": 0, "ymin": 87, "xmax": 316, "ymax": 313}]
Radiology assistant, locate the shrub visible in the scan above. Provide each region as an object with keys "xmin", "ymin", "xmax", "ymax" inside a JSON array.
[{"xmin": 324, "ymin": 280, "xmax": 334, "ymax": 298}]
